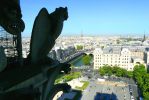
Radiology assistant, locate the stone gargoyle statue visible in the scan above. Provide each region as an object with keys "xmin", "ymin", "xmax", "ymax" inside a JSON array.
[
  {"xmin": 0, "ymin": 0, "xmax": 71, "ymax": 100},
  {"xmin": 27, "ymin": 6, "xmax": 71, "ymax": 100},
  {"xmin": 0, "ymin": 0, "xmax": 25, "ymax": 35},
  {"xmin": 0, "ymin": 46, "xmax": 7, "ymax": 72},
  {"xmin": 29, "ymin": 7, "xmax": 68, "ymax": 65},
  {"xmin": 0, "ymin": 0, "xmax": 25, "ymax": 70}
]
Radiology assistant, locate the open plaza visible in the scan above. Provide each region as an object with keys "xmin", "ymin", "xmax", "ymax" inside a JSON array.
[
  {"xmin": 53, "ymin": 75, "xmax": 138, "ymax": 100},
  {"xmin": 82, "ymin": 80, "xmax": 131, "ymax": 100}
]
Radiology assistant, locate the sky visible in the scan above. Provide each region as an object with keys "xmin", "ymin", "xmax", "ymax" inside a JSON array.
[{"xmin": 20, "ymin": 0, "xmax": 149, "ymax": 37}]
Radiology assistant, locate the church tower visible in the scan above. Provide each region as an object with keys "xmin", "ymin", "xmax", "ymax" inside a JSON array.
[{"xmin": 142, "ymin": 34, "xmax": 146, "ymax": 42}]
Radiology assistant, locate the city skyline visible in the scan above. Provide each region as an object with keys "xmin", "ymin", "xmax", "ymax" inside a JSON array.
[{"xmin": 21, "ymin": 0, "xmax": 149, "ymax": 37}]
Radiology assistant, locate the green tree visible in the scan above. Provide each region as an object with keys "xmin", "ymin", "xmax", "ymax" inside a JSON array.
[
  {"xmin": 99, "ymin": 65, "xmax": 112, "ymax": 76},
  {"xmin": 101, "ymin": 46, "xmax": 104, "ymax": 49},
  {"xmin": 133, "ymin": 64, "xmax": 146, "ymax": 82},
  {"xmin": 112, "ymin": 66, "xmax": 126, "ymax": 77},
  {"xmin": 121, "ymin": 69, "xmax": 127, "ymax": 77},
  {"xmin": 142, "ymin": 73, "xmax": 149, "ymax": 98},
  {"xmin": 136, "ymin": 76, "xmax": 144, "ymax": 88},
  {"xmin": 99, "ymin": 67, "xmax": 106, "ymax": 76},
  {"xmin": 115, "ymin": 68, "xmax": 123, "ymax": 77},
  {"xmin": 127, "ymin": 71, "xmax": 133, "ymax": 78},
  {"xmin": 82, "ymin": 55, "xmax": 91, "ymax": 65},
  {"xmin": 143, "ymin": 92, "xmax": 149, "ymax": 100},
  {"xmin": 133, "ymin": 64, "xmax": 146, "ymax": 74},
  {"xmin": 106, "ymin": 66, "xmax": 112, "ymax": 76},
  {"xmin": 76, "ymin": 45, "xmax": 83, "ymax": 50},
  {"xmin": 133, "ymin": 64, "xmax": 149, "ymax": 99},
  {"xmin": 112, "ymin": 66, "xmax": 118, "ymax": 74},
  {"xmin": 127, "ymin": 37, "xmax": 132, "ymax": 42},
  {"xmin": 143, "ymin": 73, "xmax": 149, "ymax": 84},
  {"xmin": 116, "ymin": 39, "xmax": 120, "ymax": 44}
]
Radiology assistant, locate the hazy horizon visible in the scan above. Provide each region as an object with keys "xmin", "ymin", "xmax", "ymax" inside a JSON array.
[{"xmin": 22, "ymin": 32, "xmax": 147, "ymax": 38}]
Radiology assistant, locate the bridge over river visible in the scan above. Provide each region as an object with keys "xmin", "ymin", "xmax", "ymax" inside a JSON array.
[{"xmin": 60, "ymin": 49, "xmax": 94, "ymax": 64}]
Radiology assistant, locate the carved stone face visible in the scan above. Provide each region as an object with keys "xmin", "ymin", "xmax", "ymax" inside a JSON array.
[{"xmin": 0, "ymin": 0, "xmax": 25, "ymax": 35}]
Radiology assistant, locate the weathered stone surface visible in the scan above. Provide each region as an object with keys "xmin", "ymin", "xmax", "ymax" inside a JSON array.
[
  {"xmin": 29, "ymin": 7, "xmax": 68, "ymax": 64},
  {"xmin": 0, "ymin": 46, "xmax": 7, "ymax": 72},
  {"xmin": 0, "ymin": 0, "xmax": 25, "ymax": 35},
  {"xmin": 0, "ymin": 0, "xmax": 70, "ymax": 99}
]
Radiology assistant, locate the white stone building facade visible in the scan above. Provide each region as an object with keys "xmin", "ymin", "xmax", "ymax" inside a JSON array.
[{"xmin": 94, "ymin": 47, "xmax": 134, "ymax": 71}]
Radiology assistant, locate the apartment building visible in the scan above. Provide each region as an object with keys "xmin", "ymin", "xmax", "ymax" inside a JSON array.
[
  {"xmin": 130, "ymin": 48, "xmax": 145, "ymax": 61},
  {"xmin": 94, "ymin": 47, "xmax": 134, "ymax": 71}
]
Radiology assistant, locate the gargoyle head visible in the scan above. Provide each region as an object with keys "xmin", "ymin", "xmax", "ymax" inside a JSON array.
[
  {"xmin": 55, "ymin": 7, "xmax": 68, "ymax": 21},
  {"xmin": 0, "ymin": 0, "xmax": 25, "ymax": 35}
]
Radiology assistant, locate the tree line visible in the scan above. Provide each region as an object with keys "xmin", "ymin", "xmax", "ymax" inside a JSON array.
[
  {"xmin": 99, "ymin": 65, "xmax": 133, "ymax": 78},
  {"xmin": 133, "ymin": 64, "xmax": 149, "ymax": 100}
]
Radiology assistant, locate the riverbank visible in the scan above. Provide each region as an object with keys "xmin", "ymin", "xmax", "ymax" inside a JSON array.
[
  {"xmin": 70, "ymin": 54, "xmax": 93, "ymax": 67},
  {"xmin": 70, "ymin": 55, "xmax": 85, "ymax": 67}
]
